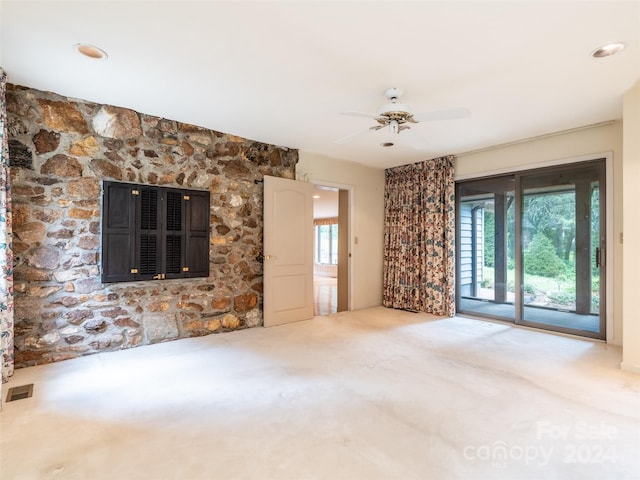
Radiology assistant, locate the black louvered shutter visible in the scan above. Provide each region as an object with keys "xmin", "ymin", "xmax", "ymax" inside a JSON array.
[
  {"xmin": 185, "ymin": 190, "xmax": 210, "ymax": 278},
  {"xmin": 137, "ymin": 186, "xmax": 162, "ymax": 280},
  {"xmin": 164, "ymin": 189, "xmax": 184, "ymax": 279},
  {"xmin": 101, "ymin": 181, "xmax": 136, "ymax": 282}
]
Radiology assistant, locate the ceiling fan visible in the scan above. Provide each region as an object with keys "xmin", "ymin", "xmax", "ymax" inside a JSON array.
[{"xmin": 336, "ymin": 87, "xmax": 470, "ymax": 145}]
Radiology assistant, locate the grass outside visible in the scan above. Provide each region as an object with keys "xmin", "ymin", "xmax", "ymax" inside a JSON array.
[
  {"xmin": 481, "ymin": 266, "xmax": 599, "ymax": 310},
  {"xmin": 482, "ymin": 266, "xmax": 574, "ymax": 293}
]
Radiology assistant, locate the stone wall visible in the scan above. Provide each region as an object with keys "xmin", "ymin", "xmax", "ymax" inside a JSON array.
[{"xmin": 6, "ymin": 84, "xmax": 297, "ymax": 368}]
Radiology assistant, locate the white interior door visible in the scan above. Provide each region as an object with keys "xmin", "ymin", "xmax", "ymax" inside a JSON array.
[{"xmin": 263, "ymin": 176, "xmax": 314, "ymax": 327}]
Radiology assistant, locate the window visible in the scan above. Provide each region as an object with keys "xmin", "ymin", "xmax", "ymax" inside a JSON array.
[
  {"xmin": 315, "ymin": 223, "xmax": 338, "ymax": 265},
  {"xmin": 101, "ymin": 181, "xmax": 210, "ymax": 282}
]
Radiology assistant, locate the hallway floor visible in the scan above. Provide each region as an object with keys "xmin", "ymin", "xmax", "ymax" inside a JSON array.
[
  {"xmin": 1, "ymin": 307, "xmax": 639, "ymax": 479},
  {"xmin": 314, "ymin": 275, "xmax": 337, "ymax": 316}
]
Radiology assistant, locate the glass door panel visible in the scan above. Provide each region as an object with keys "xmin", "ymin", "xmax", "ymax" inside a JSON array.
[
  {"xmin": 456, "ymin": 176, "xmax": 516, "ymax": 321},
  {"xmin": 518, "ymin": 162, "xmax": 605, "ymax": 338}
]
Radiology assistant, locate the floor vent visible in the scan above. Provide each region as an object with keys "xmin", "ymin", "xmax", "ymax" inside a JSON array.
[{"xmin": 6, "ymin": 384, "xmax": 34, "ymax": 402}]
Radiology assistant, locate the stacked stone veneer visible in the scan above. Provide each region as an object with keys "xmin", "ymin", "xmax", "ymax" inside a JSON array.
[{"xmin": 6, "ymin": 84, "xmax": 297, "ymax": 368}]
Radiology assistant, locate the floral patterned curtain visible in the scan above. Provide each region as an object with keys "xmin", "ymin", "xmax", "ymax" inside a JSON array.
[
  {"xmin": 0, "ymin": 68, "xmax": 14, "ymax": 383},
  {"xmin": 383, "ymin": 156, "xmax": 455, "ymax": 316}
]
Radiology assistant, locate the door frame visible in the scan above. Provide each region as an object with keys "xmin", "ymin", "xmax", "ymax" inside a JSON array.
[
  {"xmin": 455, "ymin": 152, "xmax": 614, "ymax": 342},
  {"xmin": 311, "ymin": 179, "xmax": 354, "ymax": 311}
]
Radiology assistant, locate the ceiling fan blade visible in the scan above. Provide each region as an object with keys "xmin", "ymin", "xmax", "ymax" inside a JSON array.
[
  {"xmin": 413, "ymin": 107, "xmax": 471, "ymax": 123},
  {"xmin": 341, "ymin": 110, "xmax": 381, "ymax": 120},
  {"xmin": 334, "ymin": 127, "xmax": 372, "ymax": 144}
]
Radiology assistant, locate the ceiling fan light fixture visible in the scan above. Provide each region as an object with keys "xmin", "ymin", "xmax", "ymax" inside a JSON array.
[
  {"xmin": 591, "ymin": 42, "xmax": 626, "ymax": 58},
  {"xmin": 338, "ymin": 87, "xmax": 469, "ymax": 146}
]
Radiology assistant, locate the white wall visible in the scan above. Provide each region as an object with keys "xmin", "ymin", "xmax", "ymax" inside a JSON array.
[
  {"xmin": 622, "ymin": 81, "xmax": 640, "ymax": 372},
  {"xmin": 456, "ymin": 122, "xmax": 624, "ymax": 344},
  {"xmin": 297, "ymin": 152, "xmax": 385, "ymax": 310}
]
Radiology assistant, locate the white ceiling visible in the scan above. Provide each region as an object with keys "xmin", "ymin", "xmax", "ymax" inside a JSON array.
[{"xmin": 2, "ymin": 1, "xmax": 639, "ymax": 169}]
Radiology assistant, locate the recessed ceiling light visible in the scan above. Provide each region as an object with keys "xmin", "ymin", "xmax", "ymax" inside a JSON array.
[
  {"xmin": 313, "ymin": 195, "xmax": 321, "ymax": 199},
  {"xmin": 591, "ymin": 42, "xmax": 626, "ymax": 58},
  {"xmin": 381, "ymin": 142, "xmax": 394, "ymax": 148},
  {"xmin": 74, "ymin": 43, "xmax": 108, "ymax": 60}
]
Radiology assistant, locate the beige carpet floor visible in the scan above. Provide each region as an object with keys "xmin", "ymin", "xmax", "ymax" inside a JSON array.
[{"xmin": 1, "ymin": 307, "xmax": 639, "ymax": 479}]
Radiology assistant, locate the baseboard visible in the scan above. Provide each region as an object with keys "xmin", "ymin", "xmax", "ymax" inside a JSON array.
[{"xmin": 620, "ymin": 361, "xmax": 640, "ymax": 374}]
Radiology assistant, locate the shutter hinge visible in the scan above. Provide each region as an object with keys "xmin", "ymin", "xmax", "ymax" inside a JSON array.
[
  {"xmin": 132, "ymin": 190, "xmax": 140, "ymax": 195},
  {"xmin": 183, "ymin": 195, "xmax": 190, "ymax": 200},
  {"xmin": 130, "ymin": 268, "xmax": 139, "ymax": 274},
  {"xmin": 182, "ymin": 266, "xmax": 189, "ymax": 272}
]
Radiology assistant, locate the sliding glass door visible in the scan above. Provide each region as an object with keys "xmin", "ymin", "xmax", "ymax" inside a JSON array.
[{"xmin": 456, "ymin": 160, "xmax": 606, "ymax": 339}]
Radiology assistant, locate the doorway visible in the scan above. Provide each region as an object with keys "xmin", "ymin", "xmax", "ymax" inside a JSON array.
[
  {"xmin": 456, "ymin": 159, "xmax": 606, "ymax": 339},
  {"xmin": 312, "ymin": 185, "xmax": 349, "ymax": 315}
]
